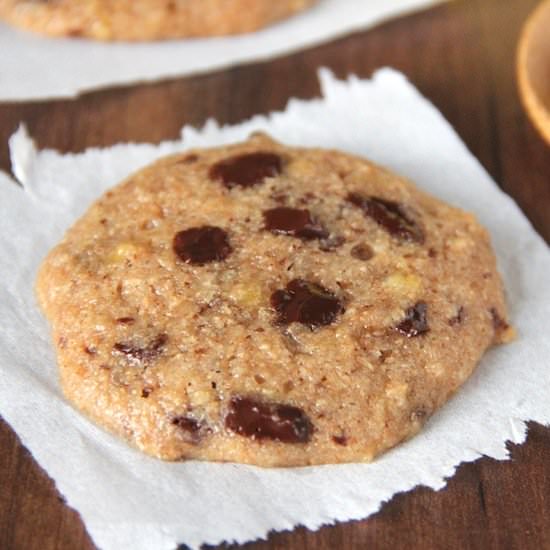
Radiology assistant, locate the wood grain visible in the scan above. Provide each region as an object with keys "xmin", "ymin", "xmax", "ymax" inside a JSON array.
[{"xmin": 1, "ymin": 1, "xmax": 549, "ymax": 548}]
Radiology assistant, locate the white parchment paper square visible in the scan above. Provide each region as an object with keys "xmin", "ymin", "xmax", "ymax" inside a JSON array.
[
  {"xmin": 0, "ymin": 68, "xmax": 549, "ymax": 550},
  {"xmin": 0, "ymin": 0, "xmax": 442, "ymax": 101}
]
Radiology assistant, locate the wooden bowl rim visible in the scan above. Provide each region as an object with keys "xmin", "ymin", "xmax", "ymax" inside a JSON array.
[{"xmin": 517, "ymin": 0, "xmax": 550, "ymax": 145}]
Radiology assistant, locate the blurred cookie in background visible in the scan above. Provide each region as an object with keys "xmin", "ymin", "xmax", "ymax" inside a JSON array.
[{"xmin": 0, "ymin": 0, "xmax": 318, "ymax": 41}]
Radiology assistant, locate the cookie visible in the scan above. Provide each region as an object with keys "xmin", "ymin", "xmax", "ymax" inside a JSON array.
[
  {"xmin": 0, "ymin": 0, "xmax": 317, "ymax": 41},
  {"xmin": 36, "ymin": 134, "xmax": 514, "ymax": 466}
]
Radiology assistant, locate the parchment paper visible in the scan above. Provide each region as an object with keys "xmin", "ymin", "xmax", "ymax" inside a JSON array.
[
  {"xmin": 0, "ymin": 0, "xmax": 442, "ymax": 101},
  {"xmin": 0, "ymin": 68, "xmax": 549, "ymax": 550}
]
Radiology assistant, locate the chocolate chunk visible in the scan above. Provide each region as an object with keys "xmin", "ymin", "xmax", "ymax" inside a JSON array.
[
  {"xmin": 448, "ymin": 306, "xmax": 465, "ymax": 326},
  {"xmin": 395, "ymin": 302, "xmax": 429, "ymax": 337},
  {"xmin": 141, "ymin": 387, "xmax": 153, "ymax": 398},
  {"xmin": 179, "ymin": 154, "xmax": 199, "ymax": 164},
  {"xmin": 350, "ymin": 243, "xmax": 374, "ymax": 261},
  {"xmin": 209, "ymin": 152, "xmax": 282, "ymax": 189},
  {"xmin": 113, "ymin": 333, "xmax": 168, "ymax": 364},
  {"xmin": 171, "ymin": 415, "xmax": 208, "ymax": 444},
  {"xmin": 263, "ymin": 207, "xmax": 328, "ymax": 240},
  {"xmin": 225, "ymin": 396, "xmax": 313, "ymax": 443},
  {"xmin": 116, "ymin": 316, "xmax": 135, "ymax": 325},
  {"xmin": 348, "ymin": 193, "xmax": 424, "ymax": 243},
  {"xmin": 173, "ymin": 226, "xmax": 232, "ymax": 265},
  {"xmin": 172, "ymin": 415, "xmax": 201, "ymax": 433},
  {"xmin": 271, "ymin": 279, "xmax": 344, "ymax": 330},
  {"xmin": 332, "ymin": 435, "xmax": 348, "ymax": 446}
]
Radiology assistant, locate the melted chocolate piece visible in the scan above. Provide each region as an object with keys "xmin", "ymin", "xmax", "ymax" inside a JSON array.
[
  {"xmin": 225, "ymin": 396, "xmax": 313, "ymax": 443},
  {"xmin": 171, "ymin": 415, "xmax": 208, "ymax": 444},
  {"xmin": 172, "ymin": 415, "xmax": 201, "ymax": 433},
  {"xmin": 395, "ymin": 302, "xmax": 429, "ymax": 337},
  {"xmin": 263, "ymin": 207, "xmax": 328, "ymax": 240},
  {"xmin": 271, "ymin": 279, "xmax": 344, "ymax": 330},
  {"xmin": 332, "ymin": 434, "xmax": 348, "ymax": 446},
  {"xmin": 448, "ymin": 306, "xmax": 465, "ymax": 326},
  {"xmin": 348, "ymin": 193, "xmax": 424, "ymax": 243},
  {"xmin": 179, "ymin": 153, "xmax": 198, "ymax": 164},
  {"xmin": 116, "ymin": 316, "xmax": 135, "ymax": 325},
  {"xmin": 350, "ymin": 243, "xmax": 374, "ymax": 261},
  {"xmin": 209, "ymin": 152, "xmax": 282, "ymax": 189},
  {"xmin": 113, "ymin": 333, "xmax": 168, "ymax": 363},
  {"xmin": 173, "ymin": 226, "xmax": 232, "ymax": 265},
  {"xmin": 141, "ymin": 387, "xmax": 153, "ymax": 398}
]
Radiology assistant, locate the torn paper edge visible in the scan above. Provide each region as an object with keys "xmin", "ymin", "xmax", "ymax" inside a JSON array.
[{"xmin": 1, "ymin": 67, "xmax": 549, "ymax": 550}]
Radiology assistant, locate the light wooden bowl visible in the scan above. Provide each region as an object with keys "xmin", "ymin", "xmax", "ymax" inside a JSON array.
[{"xmin": 517, "ymin": 0, "xmax": 550, "ymax": 145}]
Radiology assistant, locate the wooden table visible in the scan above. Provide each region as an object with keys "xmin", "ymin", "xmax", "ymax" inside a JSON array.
[{"xmin": 1, "ymin": 1, "xmax": 549, "ymax": 548}]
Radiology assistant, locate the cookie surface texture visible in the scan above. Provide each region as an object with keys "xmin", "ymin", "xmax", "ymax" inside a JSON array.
[
  {"xmin": 0, "ymin": 0, "xmax": 317, "ymax": 41},
  {"xmin": 36, "ymin": 134, "xmax": 514, "ymax": 466}
]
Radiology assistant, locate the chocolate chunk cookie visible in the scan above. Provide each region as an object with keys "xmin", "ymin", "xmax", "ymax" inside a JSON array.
[
  {"xmin": 36, "ymin": 133, "xmax": 514, "ymax": 466},
  {"xmin": 0, "ymin": 0, "xmax": 317, "ymax": 41}
]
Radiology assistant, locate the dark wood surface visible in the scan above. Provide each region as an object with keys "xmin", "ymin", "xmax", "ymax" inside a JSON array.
[{"xmin": 1, "ymin": 1, "xmax": 549, "ymax": 548}]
